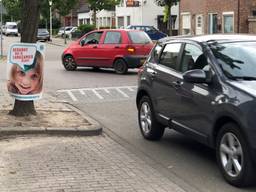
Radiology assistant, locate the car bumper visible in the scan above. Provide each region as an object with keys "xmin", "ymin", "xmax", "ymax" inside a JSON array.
[
  {"xmin": 124, "ymin": 55, "xmax": 148, "ymax": 68},
  {"xmin": 37, "ymin": 36, "xmax": 50, "ymax": 40}
]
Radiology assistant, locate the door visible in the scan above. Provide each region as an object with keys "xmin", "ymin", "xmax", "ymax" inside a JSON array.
[
  {"xmin": 96, "ymin": 31, "xmax": 124, "ymax": 67},
  {"xmin": 196, "ymin": 15, "xmax": 203, "ymax": 35},
  {"xmin": 75, "ymin": 31, "xmax": 104, "ymax": 66},
  {"xmin": 174, "ymin": 43, "xmax": 217, "ymax": 138},
  {"xmin": 151, "ymin": 43, "xmax": 183, "ymax": 120}
]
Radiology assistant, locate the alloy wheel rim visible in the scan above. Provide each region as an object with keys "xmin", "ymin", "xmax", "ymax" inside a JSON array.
[
  {"xmin": 140, "ymin": 102, "xmax": 152, "ymax": 134},
  {"xmin": 219, "ymin": 132, "xmax": 243, "ymax": 177},
  {"xmin": 64, "ymin": 57, "xmax": 75, "ymax": 69},
  {"xmin": 116, "ymin": 61, "xmax": 124, "ymax": 73}
]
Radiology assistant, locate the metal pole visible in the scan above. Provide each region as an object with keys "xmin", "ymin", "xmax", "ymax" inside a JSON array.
[
  {"xmin": 50, "ymin": 4, "xmax": 52, "ymax": 40},
  {"xmin": 0, "ymin": 0, "xmax": 3, "ymax": 58}
]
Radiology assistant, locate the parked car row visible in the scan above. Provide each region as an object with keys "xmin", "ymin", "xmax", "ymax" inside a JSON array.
[{"xmin": 58, "ymin": 26, "xmax": 77, "ymax": 38}]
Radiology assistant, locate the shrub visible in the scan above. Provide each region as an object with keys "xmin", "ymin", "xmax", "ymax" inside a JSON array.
[{"xmin": 78, "ymin": 24, "xmax": 96, "ymax": 34}]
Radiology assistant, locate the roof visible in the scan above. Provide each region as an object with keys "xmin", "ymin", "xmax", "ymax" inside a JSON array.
[{"xmin": 160, "ymin": 34, "xmax": 256, "ymax": 44}]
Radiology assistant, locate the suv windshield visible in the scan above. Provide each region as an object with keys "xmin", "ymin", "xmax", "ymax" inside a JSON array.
[
  {"xmin": 128, "ymin": 31, "xmax": 152, "ymax": 44},
  {"xmin": 210, "ymin": 41, "xmax": 256, "ymax": 79}
]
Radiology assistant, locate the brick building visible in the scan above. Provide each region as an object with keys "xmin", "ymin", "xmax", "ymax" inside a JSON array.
[{"xmin": 179, "ymin": 0, "xmax": 256, "ymax": 35}]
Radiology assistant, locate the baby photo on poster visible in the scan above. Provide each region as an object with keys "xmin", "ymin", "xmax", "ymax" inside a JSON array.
[{"xmin": 7, "ymin": 43, "xmax": 45, "ymax": 101}]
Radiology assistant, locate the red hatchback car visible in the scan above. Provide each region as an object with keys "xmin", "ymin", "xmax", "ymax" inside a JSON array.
[{"xmin": 62, "ymin": 29, "xmax": 154, "ymax": 74}]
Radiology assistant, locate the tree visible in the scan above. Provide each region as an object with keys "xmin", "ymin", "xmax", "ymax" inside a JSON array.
[
  {"xmin": 87, "ymin": 0, "xmax": 121, "ymax": 26},
  {"xmin": 155, "ymin": 0, "xmax": 179, "ymax": 36},
  {"xmin": 2, "ymin": 0, "xmax": 22, "ymax": 22},
  {"xmin": 53, "ymin": 0, "xmax": 79, "ymax": 20},
  {"xmin": 9, "ymin": 0, "xmax": 41, "ymax": 116}
]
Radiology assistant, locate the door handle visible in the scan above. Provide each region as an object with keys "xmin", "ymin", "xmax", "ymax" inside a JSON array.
[
  {"xmin": 114, "ymin": 46, "xmax": 120, "ymax": 48},
  {"xmin": 172, "ymin": 81, "xmax": 181, "ymax": 89},
  {"xmin": 93, "ymin": 45, "xmax": 97, "ymax": 48},
  {"xmin": 147, "ymin": 68, "xmax": 157, "ymax": 76}
]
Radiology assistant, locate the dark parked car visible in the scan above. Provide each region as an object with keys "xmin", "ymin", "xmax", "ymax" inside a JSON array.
[
  {"xmin": 136, "ymin": 34, "xmax": 256, "ymax": 187},
  {"xmin": 62, "ymin": 29, "xmax": 154, "ymax": 74},
  {"xmin": 127, "ymin": 25, "xmax": 167, "ymax": 40},
  {"xmin": 37, "ymin": 28, "xmax": 50, "ymax": 41}
]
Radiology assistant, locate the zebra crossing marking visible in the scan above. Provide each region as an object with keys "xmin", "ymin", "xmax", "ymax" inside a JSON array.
[{"xmin": 57, "ymin": 85, "xmax": 137, "ymax": 102}]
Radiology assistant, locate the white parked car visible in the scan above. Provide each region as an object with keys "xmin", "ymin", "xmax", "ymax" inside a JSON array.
[
  {"xmin": 3, "ymin": 22, "xmax": 18, "ymax": 36},
  {"xmin": 58, "ymin": 26, "xmax": 77, "ymax": 38}
]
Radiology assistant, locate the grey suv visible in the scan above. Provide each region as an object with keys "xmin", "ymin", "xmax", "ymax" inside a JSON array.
[{"xmin": 136, "ymin": 35, "xmax": 256, "ymax": 187}]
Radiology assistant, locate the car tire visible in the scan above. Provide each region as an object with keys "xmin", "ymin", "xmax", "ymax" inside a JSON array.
[
  {"xmin": 63, "ymin": 55, "xmax": 77, "ymax": 71},
  {"xmin": 138, "ymin": 96, "xmax": 165, "ymax": 140},
  {"xmin": 113, "ymin": 59, "xmax": 128, "ymax": 74},
  {"xmin": 216, "ymin": 123, "xmax": 255, "ymax": 187}
]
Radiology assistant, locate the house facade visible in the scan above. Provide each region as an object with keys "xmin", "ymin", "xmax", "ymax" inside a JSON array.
[
  {"xmin": 76, "ymin": 0, "xmax": 179, "ymax": 33},
  {"xmin": 180, "ymin": 0, "xmax": 256, "ymax": 35}
]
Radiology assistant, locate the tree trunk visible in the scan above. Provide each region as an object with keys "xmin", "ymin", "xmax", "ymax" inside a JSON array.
[
  {"xmin": 92, "ymin": 9, "xmax": 97, "ymax": 27},
  {"xmin": 168, "ymin": 4, "xmax": 172, "ymax": 36},
  {"xmin": 9, "ymin": 0, "xmax": 41, "ymax": 117}
]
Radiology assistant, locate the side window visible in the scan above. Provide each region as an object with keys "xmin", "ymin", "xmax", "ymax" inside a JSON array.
[
  {"xmin": 81, "ymin": 31, "xmax": 103, "ymax": 45},
  {"xmin": 149, "ymin": 43, "xmax": 163, "ymax": 63},
  {"xmin": 180, "ymin": 43, "xmax": 206, "ymax": 73},
  {"xmin": 159, "ymin": 43, "xmax": 182, "ymax": 70},
  {"xmin": 104, "ymin": 32, "xmax": 122, "ymax": 44}
]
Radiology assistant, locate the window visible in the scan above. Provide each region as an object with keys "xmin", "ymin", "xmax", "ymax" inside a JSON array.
[
  {"xmin": 252, "ymin": 10, "xmax": 256, "ymax": 16},
  {"xmin": 81, "ymin": 31, "xmax": 103, "ymax": 45},
  {"xmin": 127, "ymin": 16, "xmax": 131, "ymax": 26},
  {"xmin": 117, "ymin": 17, "xmax": 124, "ymax": 28},
  {"xmin": 104, "ymin": 32, "xmax": 122, "ymax": 44},
  {"xmin": 208, "ymin": 13, "xmax": 218, "ymax": 34},
  {"xmin": 180, "ymin": 44, "xmax": 204, "ymax": 73},
  {"xmin": 181, "ymin": 13, "xmax": 191, "ymax": 35},
  {"xmin": 159, "ymin": 43, "xmax": 181, "ymax": 69},
  {"xmin": 128, "ymin": 31, "xmax": 152, "ymax": 44},
  {"xmin": 149, "ymin": 43, "xmax": 163, "ymax": 63},
  {"xmin": 223, "ymin": 12, "xmax": 234, "ymax": 33}
]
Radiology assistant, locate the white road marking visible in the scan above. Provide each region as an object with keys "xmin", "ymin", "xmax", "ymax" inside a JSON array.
[
  {"xmin": 128, "ymin": 87, "xmax": 135, "ymax": 91},
  {"xmin": 67, "ymin": 90, "xmax": 77, "ymax": 102},
  {"xmin": 116, "ymin": 88, "xmax": 129, "ymax": 98},
  {"xmin": 92, "ymin": 89, "xmax": 104, "ymax": 99},
  {"xmin": 79, "ymin": 90, "xmax": 85, "ymax": 95},
  {"xmin": 103, "ymin": 88, "xmax": 110, "ymax": 94},
  {"xmin": 57, "ymin": 85, "xmax": 137, "ymax": 102}
]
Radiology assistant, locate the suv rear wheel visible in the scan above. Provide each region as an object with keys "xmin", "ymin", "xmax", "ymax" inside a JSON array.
[
  {"xmin": 138, "ymin": 96, "xmax": 165, "ymax": 140},
  {"xmin": 114, "ymin": 59, "xmax": 128, "ymax": 74},
  {"xmin": 63, "ymin": 55, "xmax": 77, "ymax": 71},
  {"xmin": 216, "ymin": 123, "xmax": 255, "ymax": 187}
]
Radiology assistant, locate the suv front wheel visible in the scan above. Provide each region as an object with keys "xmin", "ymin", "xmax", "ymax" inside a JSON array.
[
  {"xmin": 138, "ymin": 96, "xmax": 165, "ymax": 140},
  {"xmin": 216, "ymin": 123, "xmax": 255, "ymax": 187}
]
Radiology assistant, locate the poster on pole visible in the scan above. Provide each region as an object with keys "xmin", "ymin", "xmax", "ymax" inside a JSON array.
[{"xmin": 7, "ymin": 43, "xmax": 45, "ymax": 101}]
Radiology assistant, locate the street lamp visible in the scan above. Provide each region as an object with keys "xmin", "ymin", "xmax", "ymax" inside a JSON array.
[
  {"xmin": 49, "ymin": 0, "xmax": 52, "ymax": 41},
  {"xmin": 0, "ymin": 0, "xmax": 3, "ymax": 58}
]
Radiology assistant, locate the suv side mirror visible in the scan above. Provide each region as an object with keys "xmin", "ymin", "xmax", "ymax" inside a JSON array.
[{"xmin": 183, "ymin": 69, "xmax": 207, "ymax": 83}]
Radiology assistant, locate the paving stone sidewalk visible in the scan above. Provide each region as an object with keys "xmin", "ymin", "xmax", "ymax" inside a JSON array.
[{"xmin": 0, "ymin": 135, "xmax": 187, "ymax": 192}]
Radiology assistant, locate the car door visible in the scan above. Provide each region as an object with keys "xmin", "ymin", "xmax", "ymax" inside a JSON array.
[
  {"xmin": 75, "ymin": 31, "xmax": 104, "ymax": 66},
  {"xmin": 95, "ymin": 31, "xmax": 124, "ymax": 67},
  {"xmin": 174, "ymin": 43, "xmax": 218, "ymax": 140},
  {"xmin": 151, "ymin": 42, "xmax": 183, "ymax": 120}
]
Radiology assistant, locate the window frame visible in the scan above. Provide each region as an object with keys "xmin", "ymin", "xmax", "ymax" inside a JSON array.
[
  {"xmin": 103, "ymin": 31, "xmax": 122, "ymax": 44},
  {"xmin": 222, "ymin": 12, "xmax": 234, "ymax": 33},
  {"xmin": 158, "ymin": 42, "xmax": 184, "ymax": 71}
]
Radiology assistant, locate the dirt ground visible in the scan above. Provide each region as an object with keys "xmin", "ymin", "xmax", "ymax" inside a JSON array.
[{"xmin": 0, "ymin": 110, "xmax": 90, "ymax": 128}]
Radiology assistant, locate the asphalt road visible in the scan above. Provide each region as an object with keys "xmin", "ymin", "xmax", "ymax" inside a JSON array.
[{"xmin": 1, "ymin": 36, "xmax": 256, "ymax": 192}]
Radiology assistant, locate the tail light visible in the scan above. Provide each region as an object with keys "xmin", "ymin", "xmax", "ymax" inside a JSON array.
[{"xmin": 126, "ymin": 45, "xmax": 136, "ymax": 54}]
